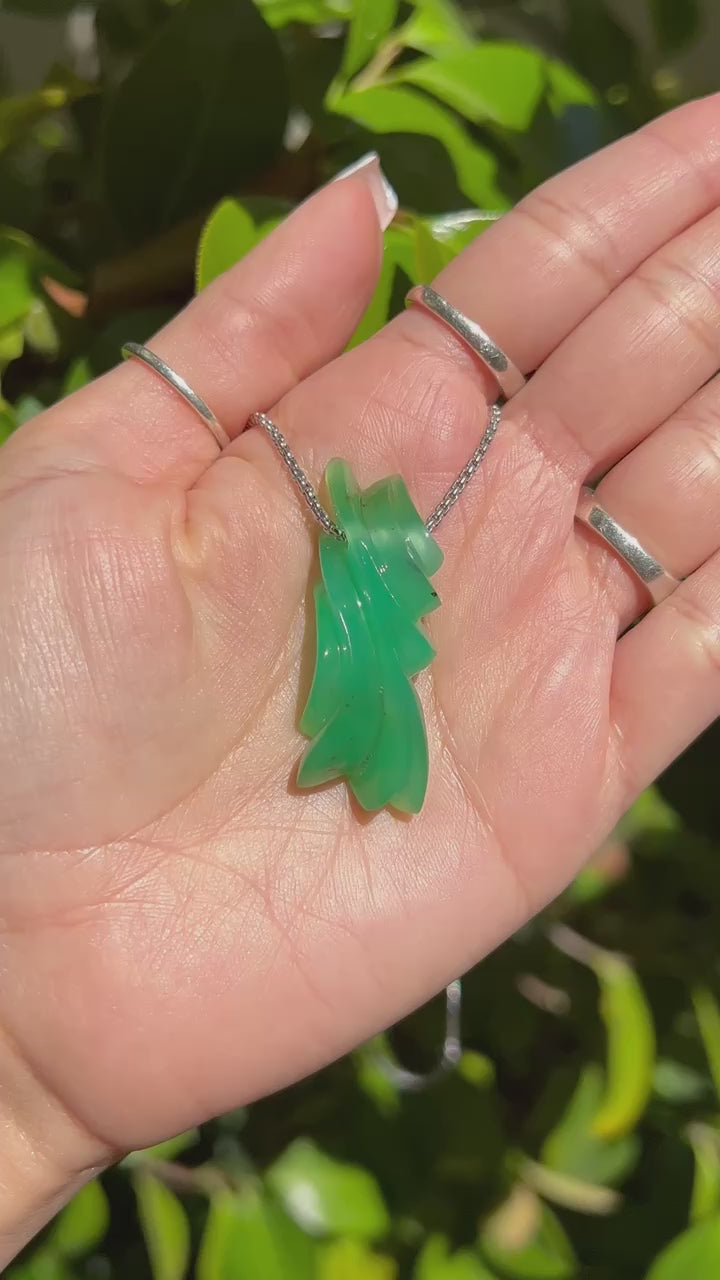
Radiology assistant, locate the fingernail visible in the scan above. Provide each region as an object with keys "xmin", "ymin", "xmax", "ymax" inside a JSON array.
[{"xmin": 332, "ymin": 151, "xmax": 398, "ymax": 230}]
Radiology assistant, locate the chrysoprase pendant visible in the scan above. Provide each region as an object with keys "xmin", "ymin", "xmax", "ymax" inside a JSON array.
[{"xmin": 297, "ymin": 459, "xmax": 443, "ymax": 814}]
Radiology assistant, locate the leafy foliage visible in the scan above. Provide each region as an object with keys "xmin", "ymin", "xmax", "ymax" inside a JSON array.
[{"xmin": 0, "ymin": 0, "xmax": 718, "ymax": 1276}]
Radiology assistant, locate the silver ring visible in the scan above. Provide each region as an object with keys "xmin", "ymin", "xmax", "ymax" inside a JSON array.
[
  {"xmin": 121, "ymin": 343, "xmax": 231, "ymax": 450},
  {"xmin": 575, "ymin": 487, "xmax": 680, "ymax": 606},
  {"xmin": 405, "ymin": 285, "xmax": 527, "ymax": 401}
]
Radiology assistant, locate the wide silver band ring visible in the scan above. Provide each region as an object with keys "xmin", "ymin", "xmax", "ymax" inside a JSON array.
[
  {"xmin": 121, "ymin": 343, "xmax": 231, "ymax": 450},
  {"xmin": 575, "ymin": 487, "xmax": 680, "ymax": 606},
  {"xmin": 405, "ymin": 285, "xmax": 527, "ymax": 401}
]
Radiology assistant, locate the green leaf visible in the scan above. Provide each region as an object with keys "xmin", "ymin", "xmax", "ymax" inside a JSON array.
[
  {"xmin": 255, "ymin": 0, "xmax": 346, "ymax": 27},
  {"xmin": 592, "ymin": 952, "xmax": 656, "ymax": 1140},
  {"xmin": 13, "ymin": 394, "xmax": 45, "ymax": 425},
  {"xmin": 319, "ymin": 1238, "xmax": 398, "ymax": 1280},
  {"xmin": 23, "ymin": 297, "xmax": 59, "ymax": 357},
  {"xmin": 50, "ymin": 1179, "xmax": 110, "ymax": 1259},
  {"xmin": 0, "ymin": 397, "xmax": 16, "ymax": 442},
  {"xmin": 357, "ymin": 1028, "xmax": 415, "ymax": 1114},
  {"xmin": 62, "ymin": 305, "xmax": 173, "ymax": 392},
  {"xmin": 134, "ymin": 1173, "xmax": 191, "ymax": 1280},
  {"xmin": 415, "ymin": 1235, "xmax": 496, "ymax": 1279},
  {"xmin": 5, "ymin": 1250, "xmax": 72, "ymax": 1280},
  {"xmin": 0, "ymin": 227, "xmax": 76, "ymax": 372},
  {"xmin": 125, "ymin": 1129, "xmax": 200, "ymax": 1166},
  {"xmin": 413, "ymin": 217, "xmax": 453, "ymax": 278},
  {"xmin": 619, "ymin": 785, "xmax": 681, "ymax": 838},
  {"xmin": 342, "ymin": 0, "xmax": 399, "ymax": 79},
  {"xmin": 693, "ymin": 988, "xmax": 720, "ymax": 1106},
  {"xmin": 381, "ymin": 211, "xmax": 495, "ymax": 288},
  {"xmin": 0, "ymin": 226, "xmax": 62, "ymax": 377},
  {"xmin": 0, "ymin": 230, "xmax": 36, "ymax": 330},
  {"xmin": 257, "ymin": 215, "xmax": 285, "ymax": 241},
  {"xmin": 654, "ymin": 1059, "xmax": 710, "ymax": 1105},
  {"xmin": 96, "ymin": 0, "xmax": 180, "ymax": 75},
  {"xmin": 196, "ymin": 199, "xmax": 258, "ymax": 291},
  {"xmin": 649, "ymin": 0, "xmax": 702, "ymax": 55},
  {"xmin": 646, "ymin": 1216, "xmax": 720, "ymax": 1280},
  {"xmin": 0, "ymin": 85, "xmax": 69, "ymax": 153},
  {"xmin": 545, "ymin": 61, "xmax": 598, "ymax": 113},
  {"xmin": 196, "ymin": 1188, "xmax": 315, "ymax": 1280},
  {"xmin": 392, "ymin": 44, "xmax": 598, "ymax": 131},
  {"xmin": 268, "ymin": 1139, "xmax": 391, "ymax": 1241},
  {"xmin": 384, "ymin": 222, "xmax": 420, "ymax": 280},
  {"xmin": 564, "ymin": 863, "xmax": 617, "ymax": 906},
  {"xmin": 392, "ymin": 43, "xmax": 545, "ymax": 131},
  {"xmin": 0, "ymin": 323, "xmax": 24, "ymax": 371},
  {"xmin": 400, "ymin": 0, "xmax": 472, "ymax": 57},
  {"xmin": 458, "ymin": 1050, "xmax": 496, "ymax": 1088},
  {"xmin": 426, "ymin": 209, "xmax": 499, "ymax": 258},
  {"xmin": 0, "ymin": 63, "xmax": 93, "ymax": 149},
  {"xmin": 102, "ymin": 0, "xmax": 289, "ymax": 241},
  {"xmin": 688, "ymin": 1125, "xmax": 720, "ymax": 1223},
  {"xmin": 62, "ymin": 356, "xmax": 92, "ymax": 395},
  {"xmin": 542, "ymin": 1064, "xmax": 639, "ymax": 1186},
  {"xmin": 330, "ymin": 85, "xmax": 506, "ymax": 210},
  {"xmin": 348, "ymin": 248, "xmax": 395, "ymax": 347},
  {"xmin": 480, "ymin": 1185, "xmax": 576, "ymax": 1280}
]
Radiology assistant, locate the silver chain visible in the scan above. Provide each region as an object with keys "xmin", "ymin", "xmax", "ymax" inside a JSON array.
[
  {"xmin": 424, "ymin": 402, "xmax": 501, "ymax": 533},
  {"xmin": 248, "ymin": 400, "xmax": 502, "ymax": 542},
  {"xmin": 249, "ymin": 412, "xmax": 345, "ymax": 540}
]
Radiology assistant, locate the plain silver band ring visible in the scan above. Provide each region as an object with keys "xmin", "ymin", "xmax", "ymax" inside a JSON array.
[
  {"xmin": 405, "ymin": 285, "xmax": 527, "ymax": 401},
  {"xmin": 121, "ymin": 343, "xmax": 231, "ymax": 450},
  {"xmin": 575, "ymin": 486, "xmax": 680, "ymax": 606}
]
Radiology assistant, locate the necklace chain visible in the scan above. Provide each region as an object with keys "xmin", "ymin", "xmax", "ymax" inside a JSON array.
[{"xmin": 248, "ymin": 401, "xmax": 502, "ymax": 543}]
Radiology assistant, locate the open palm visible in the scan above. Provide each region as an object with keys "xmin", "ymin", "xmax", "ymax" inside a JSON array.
[{"xmin": 2, "ymin": 98, "xmax": 720, "ymax": 1196}]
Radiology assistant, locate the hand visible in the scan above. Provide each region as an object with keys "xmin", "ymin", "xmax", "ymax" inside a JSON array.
[{"xmin": 1, "ymin": 99, "xmax": 720, "ymax": 1229}]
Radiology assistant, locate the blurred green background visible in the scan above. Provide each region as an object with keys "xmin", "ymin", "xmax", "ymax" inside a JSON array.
[{"xmin": 2, "ymin": 0, "xmax": 720, "ymax": 1276}]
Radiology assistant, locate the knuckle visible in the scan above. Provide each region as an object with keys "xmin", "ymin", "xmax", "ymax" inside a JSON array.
[
  {"xmin": 201, "ymin": 286, "xmax": 306, "ymax": 390},
  {"xmin": 645, "ymin": 111, "xmax": 720, "ymax": 212},
  {"xmin": 681, "ymin": 403, "xmax": 720, "ymax": 480},
  {"xmin": 514, "ymin": 186, "xmax": 626, "ymax": 294},
  {"xmin": 633, "ymin": 251, "xmax": 720, "ymax": 366}
]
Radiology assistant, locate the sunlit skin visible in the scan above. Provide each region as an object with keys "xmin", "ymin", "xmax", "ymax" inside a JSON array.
[{"xmin": 1, "ymin": 95, "xmax": 720, "ymax": 1252}]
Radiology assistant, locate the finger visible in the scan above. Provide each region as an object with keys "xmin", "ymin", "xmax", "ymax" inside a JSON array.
[
  {"xmin": 575, "ymin": 372, "xmax": 720, "ymax": 627},
  {"xmin": 1, "ymin": 158, "xmax": 392, "ymax": 490},
  {"xmin": 215, "ymin": 94, "xmax": 720, "ymax": 536},
  {"xmin": 516, "ymin": 201, "xmax": 720, "ymax": 480},
  {"xmin": 399, "ymin": 94, "xmax": 720, "ymax": 418},
  {"xmin": 609, "ymin": 554, "xmax": 720, "ymax": 802}
]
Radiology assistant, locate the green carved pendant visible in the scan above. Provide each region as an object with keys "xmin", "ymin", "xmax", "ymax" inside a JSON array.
[{"xmin": 297, "ymin": 459, "xmax": 443, "ymax": 814}]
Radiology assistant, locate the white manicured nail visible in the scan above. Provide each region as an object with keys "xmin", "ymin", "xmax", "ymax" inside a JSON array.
[{"xmin": 332, "ymin": 151, "xmax": 398, "ymax": 230}]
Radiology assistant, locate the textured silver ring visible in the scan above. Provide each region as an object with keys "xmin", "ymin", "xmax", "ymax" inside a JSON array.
[
  {"xmin": 405, "ymin": 284, "xmax": 527, "ymax": 401},
  {"xmin": 575, "ymin": 486, "xmax": 680, "ymax": 606},
  {"xmin": 121, "ymin": 343, "xmax": 231, "ymax": 450}
]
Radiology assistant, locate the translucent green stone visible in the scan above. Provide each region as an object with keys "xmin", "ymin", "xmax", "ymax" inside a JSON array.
[{"xmin": 297, "ymin": 459, "xmax": 443, "ymax": 814}]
